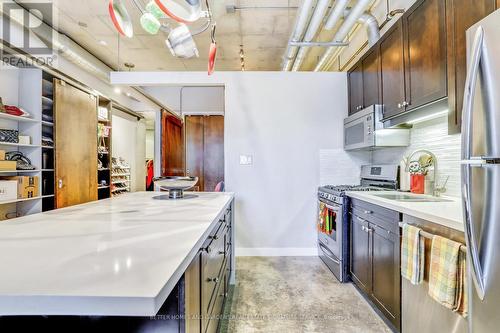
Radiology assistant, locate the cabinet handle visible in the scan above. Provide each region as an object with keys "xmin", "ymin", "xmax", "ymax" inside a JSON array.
[
  {"xmin": 218, "ymin": 250, "xmax": 225, "ymax": 255},
  {"xmin": 366, "ymin": 227, "xmax": 373, "ymax": 233},
  {"xmin": 402, "ymin": 101, "xmax": 409, "ymax": 107},
  {"xmin": 397, "ymin": 103, "xmax": 402, "ymax": 109},
  {"xmin": 210, "ymin": 235, "xmax": 220, "ymax": 241},
  {"xmin": 205, "ymin": 246, "xmax": 212, "ymax": 254},
  {"xmin": 363, "ymin": 210, "xmax": 373, "ymax": 214},
  {"xmin": 58, "ymin": 179, "xmax": 63, "ymax": 189},
  {"xmin": 361, "ymin": 226, "xmax": 366, "ymax": 231},
  {"xmin": 208, "ymin": 277, "xmax": 220, "ymax": 283}
]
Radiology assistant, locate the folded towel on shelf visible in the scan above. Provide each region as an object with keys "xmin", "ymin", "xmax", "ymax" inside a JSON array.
[
  {"xmin": 401, "ymin": 224, "xmax": 425, "ymax": 285},
  {"xmin": 428, "ymin": 235, "xmax": 467, "ymax": 317}
]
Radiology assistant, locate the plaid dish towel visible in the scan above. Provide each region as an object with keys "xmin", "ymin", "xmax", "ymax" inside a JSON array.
[
  {"xmin": 454, "ymin": 248, "xmax": 468, "ymax": 317},
  {"xmin": 401, "ymin": 224, "xmax": 425, "ymax": 284},
  {"xmin": 428, "ymin": 235, "xmax": 463, "ymax": 311}
]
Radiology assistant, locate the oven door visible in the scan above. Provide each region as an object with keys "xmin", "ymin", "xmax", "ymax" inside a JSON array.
[
  {"xmin": 344, "ymin": 110, "xmax": 375, "ymax": 151},
  {"xmin": 317, "ymin": 199, "xmax": 342, "ymax": 260}
]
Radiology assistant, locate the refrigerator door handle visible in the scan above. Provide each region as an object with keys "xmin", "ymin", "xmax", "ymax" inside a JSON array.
[
  {"xmin": 461, "ymin": 26, "xmax": 484, "ymax": 160},
  {"xmin": 462, "ymin": 163, "xmax": 486, "ymax": 300}
]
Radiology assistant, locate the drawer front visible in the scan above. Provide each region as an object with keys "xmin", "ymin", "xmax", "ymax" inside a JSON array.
[
  {"xmin": 205, "ymin": 262, "xmax": 228, "ymax": 333},
  {"xmin": 351, "ymin": 199, "xmax": 400, "ymax": 233}
]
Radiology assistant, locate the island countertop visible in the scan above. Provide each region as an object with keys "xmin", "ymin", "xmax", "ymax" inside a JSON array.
[{"xmin": 0, "ymin": 192, "xmax": 234, "ymax": 317}]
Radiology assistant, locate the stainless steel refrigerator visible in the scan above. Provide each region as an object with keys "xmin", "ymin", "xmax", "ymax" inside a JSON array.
[{"xmin": 462, "ymin": 8, "xmax": 500, "ymax": 333}]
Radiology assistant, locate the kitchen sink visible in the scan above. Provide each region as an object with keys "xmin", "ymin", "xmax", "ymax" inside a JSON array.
[{"xmin": 372, "ymin": 193, "xmax": 453, "ymax": 202}]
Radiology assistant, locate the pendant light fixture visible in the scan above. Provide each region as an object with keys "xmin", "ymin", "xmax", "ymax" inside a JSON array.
[
  {"xmin": 166, "ymin": 24, "xmax": 199, "ymax": 58},
  {"xmin": 154, "ymin": 0, "xmax": 202, "ymax": 23},
  {"xmin": 108, "ymin": 0, "xmax": 134, "ymax": 38},
  {"xmin": 208, "ymin": 24, "xmax": 217, "ymax": 75}
]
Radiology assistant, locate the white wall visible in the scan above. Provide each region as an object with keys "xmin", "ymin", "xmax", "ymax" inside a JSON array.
[
  {"xmin": 145, "ymin": 130, "xmax": 155, "ymax": 160},
  {"xmin": 143, "ymin": 86, "xmax": 225, "ymax": 115},
  {"xmin": 114, "ymin": 71, "xmax": 350, "ymax": 256},
  {"xmin": 112, "ymin": 110, "xmax": 146, "ymax": 192}
]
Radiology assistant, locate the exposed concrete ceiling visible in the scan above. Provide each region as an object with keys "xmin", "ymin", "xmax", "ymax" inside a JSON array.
[{"xmin": 37, "ymin": 0, "xmax": 313, "ymax": 71}]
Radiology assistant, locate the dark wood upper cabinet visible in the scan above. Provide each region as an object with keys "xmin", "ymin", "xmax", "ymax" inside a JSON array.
[
  {"xmin": 348, "ymin": 63, "xmax": 364, "ymax": 115},
  {"xmin": 362, "ymin": 47, "xmax": 381, "ymax": 107},
  {"xmin": 380, "ymin": 21, "xmax": 406, "ymax": 119},
  {"xmin": 446, "ymin": 0, "xmax": 497, "ymax": 134},
  {"xmin": 162, "ymin": 111, "xmax": 184, "ymax": 177},
  {"xmin": 403, "ymin": 0, "xmax": 448, "ymax": 112}
]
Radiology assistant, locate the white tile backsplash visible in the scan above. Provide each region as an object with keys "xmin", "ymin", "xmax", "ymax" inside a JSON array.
[{"xmin": 371, "ymin": 116, "xmax": 462, "ymax": 197}]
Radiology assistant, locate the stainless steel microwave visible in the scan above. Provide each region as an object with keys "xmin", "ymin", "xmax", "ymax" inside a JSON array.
[{"xmin": 344, "ymin": 105, "xmax": 410, "ymax": 151}]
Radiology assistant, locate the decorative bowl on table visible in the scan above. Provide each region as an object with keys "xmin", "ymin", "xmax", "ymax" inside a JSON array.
[{"xmin": 153, "ymin": 176, "xmax": 199, "ymax": 199}]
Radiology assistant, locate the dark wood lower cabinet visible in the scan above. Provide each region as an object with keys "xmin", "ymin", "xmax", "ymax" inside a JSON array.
[{"xmin": 350, "ymin": 199, "xmax": 401, "ymax": 332}]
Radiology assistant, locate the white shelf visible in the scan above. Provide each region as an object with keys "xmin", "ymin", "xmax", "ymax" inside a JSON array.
[
  {"xmin": 0, "ymin": 113, "xmax": 39, "ymax": 123},
  {"xmin": 0, "ymin": 142, "xmax": 41, "ymax": 148},
  {"xmin": 42, "ymin": 169, "xmax": 54, "ymax": 172},
  {"xmin": 113, "ymin": 166, "xmax": 130, "ymax": 169},
  {"xmin": 41, "ymin": 121, "xmax": 54, "ymax": 127},
  {"xmin": 42, "ymin": 146, "xmax": 54, "ymax": 149},
  {"xmin": 112, "ymin": 173, "xmax": 131, "ymax": 177},
  {"xmin": 0, "ymin": 197, "xmax": 41, "ymax": 205},
  {"xmin": 0, "ymin": 169, "xmax": 40, "ymax": 173},
  {"xmin": 42, "ymin": 194, "xmax": 54, "ymax": 199},
  {"xmin": 98, "ymin": 186, "xmax": 110, "ymax": 189},
  {"xmin": 112, "ymin": 180, "xmax": 130, "ymax": 185}
]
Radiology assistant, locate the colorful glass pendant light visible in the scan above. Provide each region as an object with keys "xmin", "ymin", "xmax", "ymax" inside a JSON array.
[
  {"xmin": 208, "ymin": 24, "xmax": 217, "ymax": 75},
  {"xmin": 145, "ymin": 0, "xmax": 165, "ymax": 19},
  {"xmin": 140, "ymin": 12, "xmax": 161, "ymax": 34},
  {"xmin": 166, "ymin": 24, "xmax": 199, "ymax": 58},
  {"xmin": 109, "ymin": 0, "xmax": 134, "ymax": 38},
  {"xmin": 154, "ymin": 0, "xmax": 202, "ymax": 23}
]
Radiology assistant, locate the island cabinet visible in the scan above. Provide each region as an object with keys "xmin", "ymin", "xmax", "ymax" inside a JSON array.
[
  {"xmin": 349, "ymin": 198, "xmax": 402, "ymax": 332},
  {"xmin": 183, "ymin": 206, "xmax": 234, "ymax": 333}
]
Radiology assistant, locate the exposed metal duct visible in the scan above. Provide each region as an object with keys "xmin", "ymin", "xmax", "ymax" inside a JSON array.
[
  {"xmin": 281, "ymin": 0, "xmax": 314, "ymax": 71},
  {"xmin": 290, "ymin": 0, "xmax": 330, "ymax": 71},
  {"xmin": 324, "ymin": 0, "xmax": 349, "ymax": 30},
  {"xmin": 0, "ymin": 2, "xmax": 111, "ymax": 82},
  {"xmin": 314, "ymin": 0, "xmax": 372, "ymax": 71},
  {"xmin": 350, "ymin": 10, "xmax": 380, "ymax": 47}
]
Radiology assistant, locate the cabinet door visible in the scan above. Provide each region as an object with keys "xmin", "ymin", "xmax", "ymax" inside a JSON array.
[
  {"xmin": 350, "ymin": 215, "xmax": 371, "ymax": 293},
  {"xmin": 348, "ymin": 62, "xmax": 364, "ymax": 115},
  {"xmin": 203, "ymin": 116, "xmax": 224, "ymax": 192},
  {"xmin": 371, "ymin": 224, "xmax": 401, "ymax": 331},
  {"xmin": 446, "ymin": 0, "xmax": 496, "ymax": 134},
  {"xmin": 362, "ymin": 47, "xmax": 381, "ymax": 107},
  {"xmin": 185, "ymin": 115, "xmax": 204, "ymax": 190},
  {"xmin": 380, "ymin": 21, "xmax": 406, "ymax": 119},
  {"xmin": 403, "ymin": 0, "xmax": 447, "ymax": 111},
  {"xmin": 162, "ymin": 112, "xmax": 184, "ymax": 176},
  {"xmin": 185, "ymin": 252, "xmax": 201, "ymax": 333},
  {"xmin": 55, "ymin": 80, "xmax": 98, "ymax": 208}
]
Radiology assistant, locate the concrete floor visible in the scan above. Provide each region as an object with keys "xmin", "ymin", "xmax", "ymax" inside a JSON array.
[{"xmin": 221, "ymin": 257, "xmax": 392, "ymax": 333}]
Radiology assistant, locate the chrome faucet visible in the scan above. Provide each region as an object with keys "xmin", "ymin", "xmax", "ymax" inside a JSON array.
[{"xmin": 406, "ymin": 149, "xmax": 447, "ymax": 197}]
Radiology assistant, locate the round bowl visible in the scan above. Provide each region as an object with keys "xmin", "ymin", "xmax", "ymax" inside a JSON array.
[{"xmin": 154, "ymin": 176, "xmax": 198, "ymax": 199}]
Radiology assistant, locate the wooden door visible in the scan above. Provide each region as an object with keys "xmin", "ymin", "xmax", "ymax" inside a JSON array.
[
  {"xmin": 203, "ymin": 116, "xmax": 224, "ymax": 192},
  {"xmin": 348, "ymin": 62, "xmax": 364, "ymax": 115},
  {"xmin": 371, "ymin": 224, "xmax": 401, "ymax": 331},
  {"xmin": 350, "ymin": 215, "xmax": 371, "ymax": 293},
  {"xmin": 362, "ymin": 47, "xmax": 381, "ymax": 107},
  {"xmin": 403, "ymin": 0, "xmax": 447, "ymax": 111},
  {"xmin": 446, "ymin": 0, "xmax": 496, "ymax": 134},
  {"xmin": 380, "ymin": 21, "xmax": 406, "ymax": 119},
  {"xmin": 161, "ymin": 111, "xmax": 184, "ymax": 176},
  {"xmin": 185, "ymin": 115, "xmax": 204, "ymax": 191},
  {"xmin": 185, "ymin": 115, "xmax": 224, "ymax": 192},
  {"xmin": 54, "ymin": 79, "xmax": 98, "ymax": 208}
]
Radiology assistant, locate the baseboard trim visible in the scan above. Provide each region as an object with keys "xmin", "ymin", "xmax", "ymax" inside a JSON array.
[{"xmin": 236, "ymin": 247, "xmax": 317, "ymax": 257}]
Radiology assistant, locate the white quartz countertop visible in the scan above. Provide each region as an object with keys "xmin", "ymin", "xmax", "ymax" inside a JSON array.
[
  {"xmin": 0, "ymin": 192, "xmax": 234, "ymax": 316},
  {"xmin": 346, "ymin": 191, "xmax": 464, "ymax": 232}
]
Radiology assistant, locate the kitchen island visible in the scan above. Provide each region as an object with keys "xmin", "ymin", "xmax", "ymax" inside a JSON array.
[{"xmin": 0, "ymin": 192, "xmax": 234, "ymax": 332}]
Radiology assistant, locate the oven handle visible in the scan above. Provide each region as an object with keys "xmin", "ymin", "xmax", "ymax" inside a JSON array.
[
  {"xmin": 318, "ymin": 199, "xmax": 341, "ymax": 212},
  {"xmin": 318, "ymin": 241, "xmax": 340, "ymax": 264}
]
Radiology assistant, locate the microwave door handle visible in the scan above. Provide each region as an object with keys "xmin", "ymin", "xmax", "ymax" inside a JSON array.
[
  {"xmin": 462, "ymin": 163, "xmax": 486, "ymax": 300},
  {"xmin": 462, "ymin": 26, "xmax": 484, "ymax": 161}
]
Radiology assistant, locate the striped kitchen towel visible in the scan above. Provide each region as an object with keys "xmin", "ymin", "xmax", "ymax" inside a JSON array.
[
  {"xmin": 428, "ymin": 235, "xmax": 463, "ymax": 311},
  {"xmin": 401, "ymin": 224, "xmax": 425, "ymax": 284}
]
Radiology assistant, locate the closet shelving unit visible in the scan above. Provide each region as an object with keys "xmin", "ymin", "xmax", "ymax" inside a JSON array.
[
  {"xmin": 97, "ymin": 97, "xmax": 112, "ymax": 200},
  {"xmin": 111, "ymin": 160, "xmax": 131, "ymax": 196},
  {"xmin": 41, "ymin": 71, "xmax": 56, "ymax": 212},
  {"xmin": 0, "ymin": 67, "xmax": 48, "ymax": 219}
]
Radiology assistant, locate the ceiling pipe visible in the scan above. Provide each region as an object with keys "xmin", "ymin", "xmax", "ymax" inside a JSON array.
[
  {"xmin": 289, "ymin": 41, "xmax": 349, "ymax": 47},
  {"xmin": 281, "ymin": 0, "xmax": 314, "ymax": 71},
  {"xmin": 347, "ymin": 9, "xmax": 380, "ymax": 47},
  {"xmin": 314, "ymin": 0, "xmax": 372, "ymax": 72},
  {"xmin": 290, "ymin": 0, "xmax": 330, "ymax": 71},
  {"xmin": 324, "ymin": 0, "xmax": 349, "ymax": 30}
]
